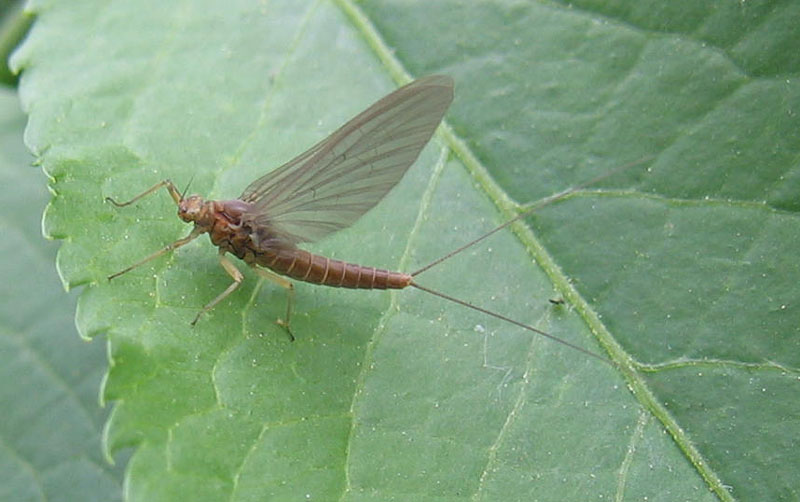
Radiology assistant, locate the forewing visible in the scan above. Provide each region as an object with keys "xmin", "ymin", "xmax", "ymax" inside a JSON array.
[{"xmin": 240, "ymin": 75, "xmax": 454, "ymax": 245}]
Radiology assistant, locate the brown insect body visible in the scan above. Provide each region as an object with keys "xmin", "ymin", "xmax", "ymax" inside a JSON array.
[
  {"xmin": 251, "ymin": 247, "xmax": 412, "ymax": 290},
  {"xmin": 182, "ymin": 196, "xmax": 411, "ymax": 290},
  {"xmin": 108, "ymin": 75, "xmax": 621, "ymax": 362}
]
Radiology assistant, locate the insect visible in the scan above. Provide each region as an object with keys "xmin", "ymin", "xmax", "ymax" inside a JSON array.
[{"xmin": 107, "ymin": 75, "xmax": 614, "ymax": 363}]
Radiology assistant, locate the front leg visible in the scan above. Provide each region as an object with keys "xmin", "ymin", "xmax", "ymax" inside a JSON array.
[
  {"xmin": 108, "ymin": 227, "xmax": 203, "ymax": 280},
  {"xmin": 191, "ymin": 250, "xmax": 244, "ymax": 326},
  {"xmin": 106, "ymin": 179, "xmax": 182, "ymax": 207}
]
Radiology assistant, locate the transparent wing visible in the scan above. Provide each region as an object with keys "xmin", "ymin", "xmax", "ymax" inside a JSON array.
[{"xmin": 240, "ymin": 75, "xmax": 454, "ymax": 246}]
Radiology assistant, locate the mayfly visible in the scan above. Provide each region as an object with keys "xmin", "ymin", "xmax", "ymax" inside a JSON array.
[{"xmin": 107, "ymin": 75, "xmax": 611, "ymax": 363}]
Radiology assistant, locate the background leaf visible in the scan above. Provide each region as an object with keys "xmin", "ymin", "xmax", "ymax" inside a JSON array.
[
  {"xmin": 11, "ymin": 0, "xmax": 799, "ymax": 501},
  {"xmin": 0, "ymin": 89, "xmax": 123, "ymax": 500},
  {"xmin": 0, "ymin": 0, "xmax": 33, "ymax": 85}
]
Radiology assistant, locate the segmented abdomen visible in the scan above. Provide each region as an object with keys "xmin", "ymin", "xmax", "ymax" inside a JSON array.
[{"xmin": 256, "ymin": 247, "xmax": 411, "ymax": 290}]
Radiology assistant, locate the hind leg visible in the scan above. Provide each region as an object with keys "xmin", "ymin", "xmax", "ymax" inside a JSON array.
[{"xmin": 251, "ymin": 266, "xmax": 295, "ymax": 341}]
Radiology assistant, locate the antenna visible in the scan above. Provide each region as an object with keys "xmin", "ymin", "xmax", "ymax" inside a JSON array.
[{"xmin": 180, "ymin": 176, "xmax": 195, "ymax": 200}]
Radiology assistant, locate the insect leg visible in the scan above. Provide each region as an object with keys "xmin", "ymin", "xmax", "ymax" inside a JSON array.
[
  {"xmin": 106, "ymin": 179, "xmax": 182, "ymax": 207},
  {"xmin": 191, "ymin": 251, "xmax": 244, "ymax": 326},
  {"xmin": 108, "ymin": 227, "xmax": 203, "ymax": 280},
  {"xmin": 251, "ymin": 266, "xmax": 295, "ymax": 341}
]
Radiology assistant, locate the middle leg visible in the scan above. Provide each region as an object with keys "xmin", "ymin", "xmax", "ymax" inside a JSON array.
[{"xmin": 191, "ymin": 250, "xmax": 244, "ymax": 326}]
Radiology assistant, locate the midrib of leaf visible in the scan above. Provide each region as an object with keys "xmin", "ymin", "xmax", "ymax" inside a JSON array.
[{"xmin": 336, "ymin": 0, "xmax": 732, "ymax": 500}]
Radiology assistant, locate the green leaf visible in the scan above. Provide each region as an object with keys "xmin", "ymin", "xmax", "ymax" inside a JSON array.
[
  {"xmin": 0, "ymin": 90, "xmax": 123, "ymax": 499},
  {"xmin": 13, "ymin": 0, "xmax": 799, "ymax": 501}
]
